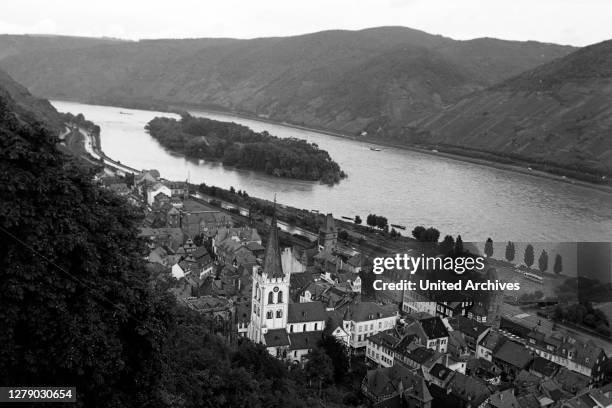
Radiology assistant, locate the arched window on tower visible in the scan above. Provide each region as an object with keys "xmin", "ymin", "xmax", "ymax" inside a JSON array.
[
  {"xmin": 277, "ymin": 291, "xmax": 283, "ymax": 303},
  {"xmin": 268, "ymin": 291, "xmax": 274, "ymax": 304}
]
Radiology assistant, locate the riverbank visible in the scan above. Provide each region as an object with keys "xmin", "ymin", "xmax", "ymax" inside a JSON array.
[
  {"xmin": 145, "ymin": 114, "xmax": 347, "ymax": 185},
  {"xmin": 168, "ymin": 103, "xmax": 612, "ymax": 195},
  {"xmin": 52, "ymin": 97, "xmax": 612, "ymax": 194}
]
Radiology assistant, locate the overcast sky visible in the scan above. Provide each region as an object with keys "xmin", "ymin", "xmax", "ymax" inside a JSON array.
[{"xmin": 1, "ymin": 0, "xmax": 610, "ymax": 47}]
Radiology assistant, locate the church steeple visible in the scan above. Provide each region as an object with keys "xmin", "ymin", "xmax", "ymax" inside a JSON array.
[
  {"xmin": 263, "ymin": 197, "xmax": 284, "ymax": 278},
  {"xmin": 248, "ymin": 196, "xmax": 290, "ymax": 344}
]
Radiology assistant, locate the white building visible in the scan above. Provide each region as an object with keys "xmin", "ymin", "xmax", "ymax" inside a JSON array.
[
  {"xmin": 146, "ymin": 182, "xmax": 171, "ymax": 206},
  {"xmin": 402, "ymin": 290, "xmax": 437, "ymax": 316},
  {"xmin": 336, "ymin": 302, "xmax": 398, "ymax": 349},
  {"xmin": 247, "ymin": 212, "xmax": 326, "ymax": 363},
  {"xmin": 366, "ymin": 331, "xmax": 400, "ymax": 367}
]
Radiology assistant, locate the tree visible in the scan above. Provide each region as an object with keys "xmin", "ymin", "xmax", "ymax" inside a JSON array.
[
  {"xmin": 484, "ymin": 238, "xmax": 494, "ymax": 258},
  {"xmin": 505, "ymin": 241, "xmax": 515, "ymax": 262},
  {"xmin": 376, "ymin": 216, "xmax": 388, "ymax": 230},
  {"xmin": 538, "ymin": 250, "xmax": 549, "ymax": 273},
  {"xmin": 0, "ymin": 97, "xmax": 173, "ymax": 407},
  {"xmin": 454, "ymin": 235, "xmax": 464, "ymax": 255},
  {"xmin": 554, "ymin": 254, "xmax": 563, "ymax": 274},
  {"xmin": 366, "ymin": 214, "xmax": 376, "ymax": 228},
  {"xmin": 319, "ymin": 330, "xmax": 349, "ymax": 383},
  {"xmin": 412, "ymin": 225, "xmax": 426, "ymax": 241},
  {"xmin": 524, "ymin": 244, "xmax": 535, "ymax": 268},
  {"xmin": 440, "ymin": 235, "xmax": 455, "ymax": 255},
  {"xmin": 304, "ymin": 347, "xmax": 334, "ymax": 395},
  {"xmin": 422, "ymin": 227, "xmax": 440, "ymax": 243},
  {"xmin": 354, "ymin": 215, "xmax": 362, "ymax": 225},
  {"xmin": 0, "ymin": 95, "xmax": 333, "ymax": 408}
]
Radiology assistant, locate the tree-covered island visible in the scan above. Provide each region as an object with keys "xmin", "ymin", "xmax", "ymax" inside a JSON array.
[{"xmin": 145, "ymin": 114, "xmax": 347, "ymax": 184}]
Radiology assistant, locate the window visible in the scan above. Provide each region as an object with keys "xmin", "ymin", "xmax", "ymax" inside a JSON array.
[
  {"xmin": 290, "ymin": 325, "xmax": 294, "ymax": 333},
  {"xmin": 266, "ymin": 311, "xmax": 272, "ymax": 319},
  {"xmin": 303, "ymin": 324, "xmax": 307, "ymax": 332},
  {"xmin": 276, "ymin": 310, "xmax": 282, "ymax": 318},
  {"xmin": 277, "ymin": 291, "xmax": 283, "ymax": 303},
  {"xmin": 314, "ymin": 323, "xmax": 318, "ymax": 330}
]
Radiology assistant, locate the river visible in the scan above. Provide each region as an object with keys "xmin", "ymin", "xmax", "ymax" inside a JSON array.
[{"xmin": 51, "ymin": 100, "xmax": 612, "ymax": 242}]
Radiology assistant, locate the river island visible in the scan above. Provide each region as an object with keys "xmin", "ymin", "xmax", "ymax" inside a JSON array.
[{"xmin": 145, "ymin": 114, "xmax": 347, "ymax": 185}]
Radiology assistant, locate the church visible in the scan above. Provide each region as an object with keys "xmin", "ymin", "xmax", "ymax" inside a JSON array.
[
  {"xmin": 248, "ymin": 209, "xmax": 399, "ymax": 363},
  {"xmin": 247, "ymin": 211, "xmax": 328, "ymax": 362}
]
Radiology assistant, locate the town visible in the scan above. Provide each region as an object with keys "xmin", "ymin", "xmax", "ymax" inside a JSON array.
[
  {"xmin": 3, "ymin": 4, "xmax": 612, "ymax": 407},
  {"xmin": 95, "ymin": 162, "xmax": 612, "ymax": 408}
]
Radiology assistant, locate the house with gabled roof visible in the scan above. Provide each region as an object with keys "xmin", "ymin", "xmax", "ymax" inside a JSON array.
[
  {"xmin": 427, "ymin": 362, "xmax": 455, "ymax": 388},
  {"xmin": 477, "ymin": 330, "xmax": 508, "ymax": 361},
  {"xmin": 413, "ymin": 316, "xmax": 450, "ymax": 353},
  {"xmin": 337, "ymin": 301, "xmax": 398, "ymax": 349},
  {"xmin": 446, "ymin": 315, "xmax": 490, "ymax": 352},
  {"xmin": 530, "ymin": 356, "xmax": 562, "ymax": 379},
  {"xmin": 393, "ymin": 342, "xmax": 442, "ymax": 372},
  {"xmin": 344, "ymin": 252, "xmax": 367, "ymax": 274},
  {"xmin": 428, "ymin": 371, "xmax": 490, "ymax": 408},
  {"xmin": 561, "ymin": 388, "xmax": 612, "ymax": 408},
  {"xmin": 466, "ymin": 358, "xmax": 502, "ymax": 385},
  {"xmin": 361, "ymin": 364, "xmax": 432, "ymax": 408},
  {"xmin": 489, "ymin": 388, "xmax": 520, "ymax": 408},
  {"xmin": 146, "ymin": 182, "xmax": 171, "ymax": 205},
  {"xmin": 493, "ymin": 340, "xmax": 534, "ymax": 379},
  {"xmin": 366, "ymin": 330, "xmax": 402, "ymax": 367},
  {"xmin": 502, "ymin": 312, "xmax": 608, "ymax": 383},
  {"xmin": 554, "ymin": 367, "xmax": 591, "ymax": 395}
]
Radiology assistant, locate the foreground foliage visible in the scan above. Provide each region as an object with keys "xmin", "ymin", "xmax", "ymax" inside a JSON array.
[{"xmin": 0, "ymin": 94, "xmax": 354, "ymax": 407}]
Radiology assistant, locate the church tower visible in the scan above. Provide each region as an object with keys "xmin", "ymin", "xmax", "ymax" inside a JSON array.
[
  {"xmin": 318, "ymin": 213, "xmax": 338, "ymax": 252},
  {"xmin": 248, "ymin": 209, "xmax": 290, "ymax": 343}
]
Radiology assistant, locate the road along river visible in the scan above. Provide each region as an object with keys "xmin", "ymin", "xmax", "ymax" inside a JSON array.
[{"xmin": 52, "ymin": 100, "xmax": 612, "ymax": 242}]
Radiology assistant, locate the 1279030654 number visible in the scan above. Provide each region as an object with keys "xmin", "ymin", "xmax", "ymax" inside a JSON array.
[{"xmin": 0, "ymin": 387, "xmax": 76, "ymax": 402}]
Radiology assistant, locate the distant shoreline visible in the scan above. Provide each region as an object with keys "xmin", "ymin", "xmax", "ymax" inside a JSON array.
[
  {"xmin": 172, "ymin": 103, "xmax": 612, "ymax": 195},
  {"xmin": 52, "ymin": 97, "xmax": 612, "ymax": 195}
]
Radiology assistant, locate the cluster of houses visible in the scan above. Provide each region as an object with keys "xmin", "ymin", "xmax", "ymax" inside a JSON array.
[
  {"xmin": 246, "ymin": 207, "xmax": 403, "ymax": 362},
  {"xmin": 98, "ymin": 169, "xmax": 611, "ymax": 407},
  {"xmin": 359, "ymin": 290, "xmax": 610, "ymax": 408}
]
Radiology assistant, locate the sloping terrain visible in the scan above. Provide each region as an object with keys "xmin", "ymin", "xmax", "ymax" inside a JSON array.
[
  {"xmin": 0, "ymin": 27, "xmax": 574, "ymax": 134},
  {"xmin": 404, "ymin": 40, "xmax": 612, "ymax": 176},
  {"xmin": 0, "ymin": 67, "xmax": 62, "ymax": 132},
  {"xmin": 0, "ymin": 34, "xmax": 124, "ymax": 61}
]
